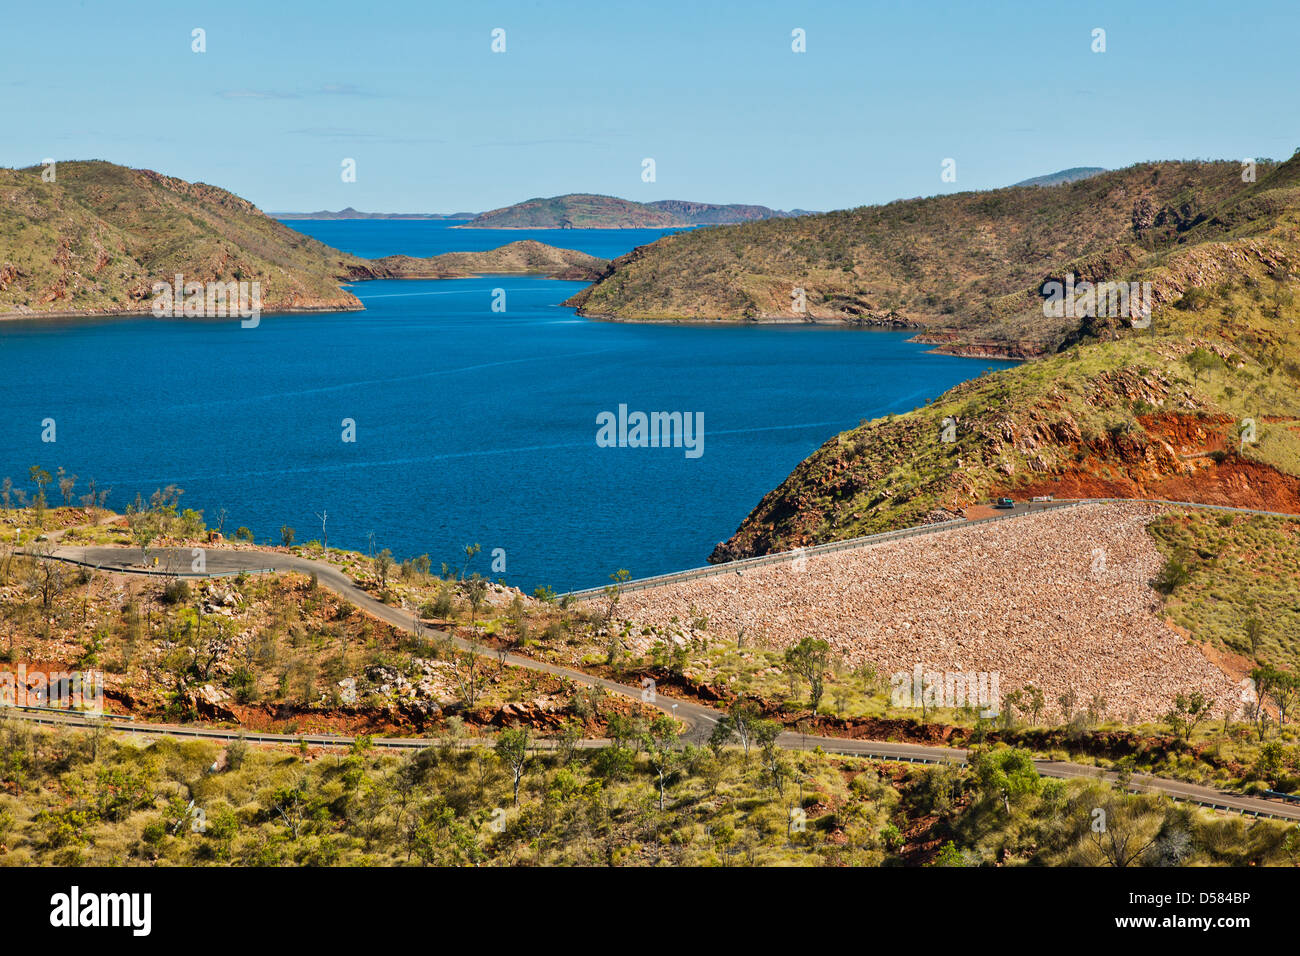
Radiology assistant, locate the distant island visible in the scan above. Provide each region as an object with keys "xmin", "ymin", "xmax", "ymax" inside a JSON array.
[
  {"xmin": 370, "ymin": 240, "xmax": 606, "ymax": 281},
  {"xmin": 458, "ymin": 193, "xmax": 816, "ymax": 229},
  {"xmin": 273, "ymin": 207, "xmax": 477, "ymax": 220}
]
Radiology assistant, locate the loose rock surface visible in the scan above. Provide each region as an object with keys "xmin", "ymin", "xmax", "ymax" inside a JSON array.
[{"xmin": 617, "ymin": 503, "xmax": 1242, "ymax": 721}]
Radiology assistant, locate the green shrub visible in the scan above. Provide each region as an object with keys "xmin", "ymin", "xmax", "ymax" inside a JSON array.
[{"xmin": 160, "ymin": 579, "xmax": 192, "ymax": 605}]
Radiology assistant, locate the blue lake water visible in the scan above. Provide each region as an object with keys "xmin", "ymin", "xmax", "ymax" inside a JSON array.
[
  {"xmin": 279, "ymin": 218, "xmax": 689, "ymax": 261},
  {"xmin": 0, "ymin": 222, "xmax": 1016, "ymax": 591}
]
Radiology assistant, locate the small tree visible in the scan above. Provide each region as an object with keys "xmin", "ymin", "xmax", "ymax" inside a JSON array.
[
  {"xmin": 710, "ymin": 697, "xmax": 762, "ymax": 759},
  {"xmin": 1274, "ymin": 672, "xmax": 1300, "ymax": 727},
  {"xmin": 28, "ymin": 466, "xmax": 50, "ymax": 506},
  {"xmin": 80, "ymin": 477, "xmax": 98, "ymax": 510},
  {"xmin": 1164, "ymin": 691, "xmax": 1210, "ymax": 741},
  {"xmin": 375, "ymin": 548, "xmax": 394, "ymax": 589},
  {"xmin": 1086, "ymin": 692, "xmax": 1108, "ymax": 729},
  {"xmin": 1058, "ymin": 687, "xmax": 1078, "ymax": 724},
  {"xmin": 25, "ymin": 540, "xmax": 67, "ymax": 616},
  {"xmin": 280, "ymin": 525, "xmax": 295, "ymax": 547},
  {"xmin": 1024, "ymin": 684, "xmax": 1046, "ymax": 725},
  {"xmin": 1185, "ymin": 347, "xmax": 1222, "ymax": 380},
  {"xmin": 126, "ymin": 495, "xmax": 158, "ymax": 561},
  {"xmin": 754, "ymin": 719, "xmax": 784, "ymax": 787},
  {"xmin": 494, "ymin": 728, "xmax": 531, "ymax": 805},
  {"xmin": 1251, "ymin": 666, "xmax": 1289, "ymax": 740},
  {"xmin": 1153, "ymin": 553, "xmax": 1191, "ymax": 594},
  {"xmin": 1244, "ymin": 616, "xmax": 1264, "ymax": 659},
  {"xmin": 644, "ymin": 715, "xmax": 680, "ymax": 810},
  {"xmin": 784, "ymin": 637, "xmax": 831, "ymax": 709},
  {"xmin": 56, "ymin": 467, "xmax": 76, "ymax": 506},
  {"xmin": 970, "ymin": 747, "xmax": 1041, "ymax": 814},
  {"xmin": 603, "ymin": 568, "xmax": 631, "ymax": 624},
  {"xmin": 460, "ymin": 542, "xmax": 481, "ymax": 580},
  {"xmin": 29, "ymin": 466, "xmax": 50, "ymax": 527},
  {"xmin": 465, "ymin": 574, "xmax": 487, "ymax": 623},
  {"xmin": 453, "ymin": 647, "xmax": 487, "ymax": 709}
]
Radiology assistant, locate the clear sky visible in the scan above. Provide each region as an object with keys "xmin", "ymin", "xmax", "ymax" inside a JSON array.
[{"xmin": 3, "ymin": 0, "xmax": 1296, "ymax": 213}]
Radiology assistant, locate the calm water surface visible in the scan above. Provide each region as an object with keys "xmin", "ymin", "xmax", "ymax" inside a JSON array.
[{"xmin": 0, "ymin": 222, "xmax": 1015, "ymax": 590}]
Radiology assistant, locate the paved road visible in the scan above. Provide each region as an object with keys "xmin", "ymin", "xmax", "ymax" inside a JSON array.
[
  {"xmin": 9, "ymin": 701, "xmax": 1299, "ymax": 822},
  {"xmin": 49, "ymin": 544, "xmax": 725, "ymax": 747},
  {"xmin": 26, "ymin": 541, "xmax": 1300, "ymax": 821}
]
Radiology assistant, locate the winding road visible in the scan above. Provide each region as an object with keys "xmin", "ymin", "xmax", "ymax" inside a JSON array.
[{"xmin": 20, "ymin": 534, "xmax": 1300, "ymax": 822}]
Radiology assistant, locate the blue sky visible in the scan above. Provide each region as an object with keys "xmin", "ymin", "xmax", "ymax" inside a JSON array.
[{"xmin": 2, "ymin": 0, "xmax": 1296, "ymax": 213}]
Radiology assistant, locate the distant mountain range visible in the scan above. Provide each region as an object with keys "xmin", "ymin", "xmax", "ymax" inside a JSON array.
[
  {"xmin": 273, "ymin": 207, "xmax": 476, "ymax": 220},
  {"xmin": 274, "ymin": 181, "xmax": 1104, "ymax": 226},
  {"xmin": 272, "ymin": 195, "xmax": 816, "ymax": 228},
  {"xmin": 457, "ymin": 194, "xmax": 817, "ymax": 229},
  {"xmin": 1011, "ymin": 167, "xmax": 1107, "ymax": 187}
]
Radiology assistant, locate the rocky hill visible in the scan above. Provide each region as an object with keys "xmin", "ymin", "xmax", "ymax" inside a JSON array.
[
  {"xmin": 0, "ymin": 162, "xmax": 603, "ymax": 318},
  {"xmin": 0, "ymin": 161, "xmax": 373, "ymax": 317},
  {"xmin": 709, "ymin": 154, "xmax": 1300, "ymax": 561},
  {"xmin": 459, "ymin": 193, "xmax": 808, "ymax": 229},
  {"xmin": 369, "ymin": 240, "xmax": 606, "ymax": 280},
  {"xmin": 568, "ymin": 160, "xmax": 1273, "ymax": 356}
]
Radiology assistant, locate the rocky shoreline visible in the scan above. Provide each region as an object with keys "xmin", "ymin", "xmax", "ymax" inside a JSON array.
[{"xmin": 0, "ymin": 300, "xmax": 365, "ymax": 323}]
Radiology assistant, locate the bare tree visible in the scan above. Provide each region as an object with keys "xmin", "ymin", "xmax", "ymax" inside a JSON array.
[
  {"xmin": 56, "ymin": 467, "xmax": 77, "ymax": 506},
  {"xmin": 126, "ymin": 496, "xmax": 158, "ymax": 561},
  {"xmin": 494, "ymin": 728, "xmax": 531, "ymax": 805},
  {"xmin": 1087, "ymin": 795, "xmax": 1164, "ymax": 867},
  {"xmin": 453, "ymin": 645, "xmax": 487, "ymax": 709},
  {"xmin": 24, "ymin": 541, "xmax": 67, "ymax": 633}
]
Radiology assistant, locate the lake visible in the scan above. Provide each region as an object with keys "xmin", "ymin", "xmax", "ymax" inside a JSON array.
[{"xmin": 0, "ymin": 221, "xmax": 1016, "ymax": 591}]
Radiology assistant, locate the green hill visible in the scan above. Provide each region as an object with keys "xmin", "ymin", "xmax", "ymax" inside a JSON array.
[
  {"xmin": 708, "ymin": 154, "xmax": 1300, "ymax": 561},
  {"xmin": 0, "ymin": 163, "xmax": 606, "ymax": 318},
  {"xmin": 568, "ymin": 160, "xmax": 1274, "ymax": 357},
  {"xmin": 0, "ymin": 161, "xmax": 372, "ymax": 317}
]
